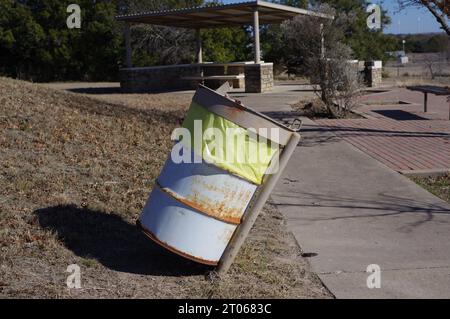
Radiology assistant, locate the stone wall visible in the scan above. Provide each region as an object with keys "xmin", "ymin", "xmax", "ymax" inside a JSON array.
[
  {"xmin": 120, "ymin": 63, "xmax": 274, "ymax": 93},
  {"xmin": 119, "ymin": 65, "xmax": 202, "ymax": 93},
  {"xmin": 244, "ymin": 63, "xmax": 274, "ymax": 93}
]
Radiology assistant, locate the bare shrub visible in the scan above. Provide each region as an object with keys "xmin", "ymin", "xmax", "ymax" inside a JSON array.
[
  {"xmin": 282, "ymin": 5, "xmax": 363, "ymax": 118},
  {"xmin": 424, "ymin": 53, "xmax": 440, "ymax": 79},
  {"xmin": 334, "ymin": 61, "xmax": 364, "ymax": 117}
]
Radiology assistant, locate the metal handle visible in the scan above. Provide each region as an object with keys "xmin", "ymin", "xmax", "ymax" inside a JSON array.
[{"xmin": 288, "ymin": 118, "xmax": 303, "ymax": 132}]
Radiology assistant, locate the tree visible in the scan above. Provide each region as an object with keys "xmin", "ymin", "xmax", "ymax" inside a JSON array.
[
  {"xmin": 261, "ymin": 0, "xmax": 308, "ymax": 72},
  {"xmin": 74, "ymin": 0, "xmax": 123, "ymax": 81},
  {"xmin": 282, "ymin": 4, "xmax": 364, "ymax": 118},
  {"xmin": 317, "ymin": 0, "xmax": 393, "ymax": 61},
  {"xmin": 0, "ymin": 0, "xmax": 122, "ymax": 81},
  {"xmin": 201, "ymin": 27, "xmax": 251, "ymax": 63},
  {"xmin": 0, "ymin": 0, "xmax": 45, "ymax": 80},
  {"xmin": 265, "ymin": 0, "xmax": 396, "ymax": 76},
  {"xmin": 397, "ymin": 0, "xmax": 450, "ymax": 36}
]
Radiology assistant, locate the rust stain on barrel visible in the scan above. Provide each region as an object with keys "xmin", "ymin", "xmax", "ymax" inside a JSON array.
[{"xmin": 160, "ymin": 182, "xmax": 253, "ymax": 225}]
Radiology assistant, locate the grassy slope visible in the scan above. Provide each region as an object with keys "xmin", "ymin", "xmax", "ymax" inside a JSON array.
[{"xmin": 0, "ymin": 77, "xmax": 330, "ymax": 298}]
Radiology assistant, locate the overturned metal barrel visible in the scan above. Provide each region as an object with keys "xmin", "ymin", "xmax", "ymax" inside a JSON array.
[{"xmin": 138, "ymin": 85, "xmax": 295, "ymax": 265}]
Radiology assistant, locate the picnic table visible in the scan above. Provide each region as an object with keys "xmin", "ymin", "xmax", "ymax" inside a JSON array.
[
  {"xmin": 181, "ymin": 62, "xmax": 259, "ymax": 89},
  {"xmin": 407, "ymin": 85, "xmax": 450, "ymax": 120}
]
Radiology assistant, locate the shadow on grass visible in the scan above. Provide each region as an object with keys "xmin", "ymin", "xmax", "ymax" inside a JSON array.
[{"xmin": 34, "ymin": 205, "xmax": 211, "ymax": 276}]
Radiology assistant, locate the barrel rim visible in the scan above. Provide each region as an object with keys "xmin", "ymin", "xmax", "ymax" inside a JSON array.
[
  {"xmin": 199, "ymin": 84, "xmax": 296, "ymax": 133},
  {"xmin": 193, "ymin": 85, "xmax": 296, "ymax": 146}
]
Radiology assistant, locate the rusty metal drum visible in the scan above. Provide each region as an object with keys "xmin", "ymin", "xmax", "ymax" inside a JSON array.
[
  {"xmin": 139, "ymin": 148, "xmax": 257, "ymax": 265},
  {"xmin": 138, "ymin": 85, "xmax": 290, "ymax": 266}
]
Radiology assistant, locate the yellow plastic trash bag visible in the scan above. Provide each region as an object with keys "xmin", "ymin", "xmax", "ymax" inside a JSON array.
[{"xmin": 180, "ymin": 102, "xmax": 278, "ymax": 185}]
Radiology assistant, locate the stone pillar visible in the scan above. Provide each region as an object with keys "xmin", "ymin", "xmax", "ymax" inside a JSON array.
[
  {"xmin": 364, "ymin": 61, "xmax": 383, "ymax": 87},
  {"xmin": 244, "ymin": 63, "xmax": 273, "ymax": 93}
]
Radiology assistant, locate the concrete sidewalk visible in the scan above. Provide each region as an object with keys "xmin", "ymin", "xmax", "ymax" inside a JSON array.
[
  {"xmin": 234, "ymin": 88, "xmax": 450, "ymax": 299},
  {"xmin": 272, "ymin": 118, "xmax": 450, "ymax": 298}
]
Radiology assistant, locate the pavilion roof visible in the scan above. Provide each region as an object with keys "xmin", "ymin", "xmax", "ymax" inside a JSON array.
[{"xmin": 115, "ymin": 0, "xmax": 333, "ymax": 28}]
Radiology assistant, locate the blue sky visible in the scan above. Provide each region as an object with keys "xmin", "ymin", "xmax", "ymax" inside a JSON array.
[
  {"xmin": 219, "ymin": 0, "xmax": 445, "ymax": 34},
  {"xmin": 379, "ymin": 0, "xmax": 443, "ymax": 34}
]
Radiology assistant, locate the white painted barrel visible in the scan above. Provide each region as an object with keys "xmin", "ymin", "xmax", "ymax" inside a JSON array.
[
  {"xmin": 139, "ymin": 147, "xmax": 257, "ymax": 265},
  {"xmin": 138, "ymin": 85, "xmax": 291, "ymax": 266},
  {"xmin": 139, "ymin": 186, "xmax": 238, "ymax": 265}
]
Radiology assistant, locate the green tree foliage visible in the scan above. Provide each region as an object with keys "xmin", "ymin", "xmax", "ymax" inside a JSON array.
[
  {"xmin": 201, "ymin": 27, "xmax": 251, "ymax": 63},
  {"xmin": 0, "ymin": 0, "xmax": 122, "ymax": 81},
  {"xmin": 0, "ymin": 0, "xmax": 404, "ymax": 81},
  {"xmin": 2, "ymin": 0, "xmax": 239, "ymax": 81},
  {"xmin": 195, "ymin": 0, "xmax": 251, "ymax": 63},
  {"xmin": 260, "ymin": 0, "xmax": 307, "ymax": 70},
  {"xmin": 0, "ymin": 1, "xmax": 46, "ymax": 79},
  {"xmin": 74, "ymin": 1, "xmax": 123, "ymax": 81}
]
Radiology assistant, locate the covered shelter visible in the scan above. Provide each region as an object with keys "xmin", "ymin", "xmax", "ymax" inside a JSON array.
[{"xmin": 116, "ymin": 0, "xmax": 332, "ymax": 93}]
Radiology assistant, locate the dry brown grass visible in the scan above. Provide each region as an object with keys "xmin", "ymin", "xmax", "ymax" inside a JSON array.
[
  {"xmin": 412, "ymin": 173, "xmax": 450, "ymax": 205},
  {"xmin": 291, "ymin": 97, "xmax": 363, "ymax": 120},
  {"xmin": 0, "ymin": 77, "xmax": 330, "ymax": 299},
  {"xmin": 382, "ymin": 76, "xmax": 450, "ymax": 88}
]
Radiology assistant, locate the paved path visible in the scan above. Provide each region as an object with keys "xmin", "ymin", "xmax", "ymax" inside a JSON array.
[
  {"xmin": 231, "ymin": 83, "xmax": 317, "ymax": 113},
  {"xmin": 275, "ymin": 118, "xmax": 450, "ymax": 298},
  {"xmin": 317, "ymin": 88, "xmax": 450, "ymax": 175},
  {"xmin": 315, "ymin": 118, "xmax": 450, "ymax": 173},
  {"xmin": 235, "ymin": 88, "xmax": 450, "ymax": 299},
  {"xmin": 359, "ymin": 88, "xmax": 450, "ymax": 121}
]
